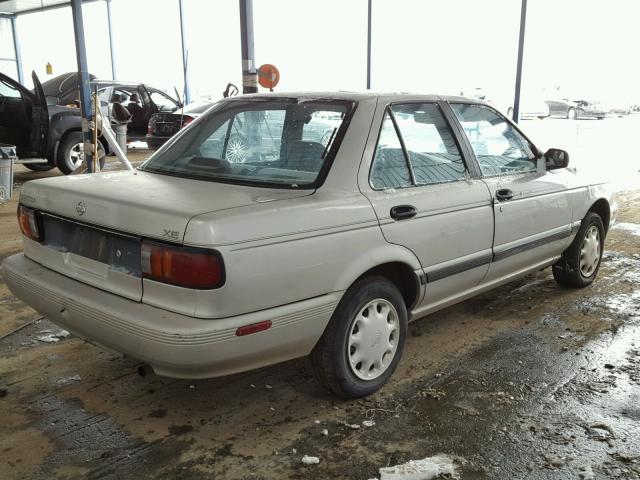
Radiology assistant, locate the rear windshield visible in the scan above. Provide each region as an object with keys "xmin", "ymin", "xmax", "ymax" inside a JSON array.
[{"xmin": 140, "ymin": 98, "xmax": 355, "ymax": 188}]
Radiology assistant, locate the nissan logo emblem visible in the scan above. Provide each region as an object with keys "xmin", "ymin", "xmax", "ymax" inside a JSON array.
[{"xmin": 76, "ymin": 201, "xmax": 86, "ymax": 216}]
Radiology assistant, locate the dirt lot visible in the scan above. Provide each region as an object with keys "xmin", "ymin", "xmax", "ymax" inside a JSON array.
[{"xmin": 1, "ymin": 138, "xmax": 640, "ymax": 479}]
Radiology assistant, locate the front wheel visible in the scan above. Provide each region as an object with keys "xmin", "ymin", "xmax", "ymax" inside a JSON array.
[
  {"xmin": 553, "ymin": 212, "xmax": 605, "ymax": 288},
  {"xmin": 567, "ymin": 107, "xmax": 577, "ymax": 120},
  {"xmin": 311, "ymin": 276, "xmax": 407, "ymax": 399},
  {"xmin": 23, "ymin": 162, "xmax": 55, "ymax": 172}
]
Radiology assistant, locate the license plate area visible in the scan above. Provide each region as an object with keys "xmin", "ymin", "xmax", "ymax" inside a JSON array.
[{"xmin": 41, "ymin": 214, "xmax": 142, "ymax": 277}]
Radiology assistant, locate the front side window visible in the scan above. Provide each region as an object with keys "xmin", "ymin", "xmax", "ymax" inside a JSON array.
[
  {"xmin": 0, "ymin": 78, "xmax": 21, "ymax": 98},
  {"xmin": 149, "ymin": 89, "xmax": 178, "ymax": 112},
  {"xmin": 141, "ymin": 99, "xmax": 354, "ymax": 188},
  {"xmin": 370, "ymin": 103, "xmax": 467, "ymax": 189},
  {"xmin": 451, "ymin": 104, "xmax": 536, "ymax": 176}
]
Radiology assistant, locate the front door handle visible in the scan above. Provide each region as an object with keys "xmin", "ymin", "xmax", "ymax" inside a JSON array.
[
  {"xmin": 390, "ymin": 205, "xmax": 417, "ymax": 221},
  {"xmin": 495, "ymin": 189, "xmax": 514, "ymax": 201}
]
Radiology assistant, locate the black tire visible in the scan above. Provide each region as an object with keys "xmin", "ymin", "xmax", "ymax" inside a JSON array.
[
  {"xmin": 567, "ymin": 107, "xmax": 577, "ymax": 120},
  {"xmin": 553, "ymin": 212, "xmax": 605, "ymax": 288},
  {"xmin": 57, "ymin": 131, "xmax": 106, "ymax": 175},
  {"xmin": 23, "ymin": 162, "xmax": 55, "ymax": 172},
  {"xmin": 311, "ymin": 276, "xmax": 408, "ymax": 399}
]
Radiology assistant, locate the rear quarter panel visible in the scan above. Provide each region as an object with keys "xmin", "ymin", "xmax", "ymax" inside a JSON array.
[{"xmin": 150, "ymin": 191, "xmax": 422, "ymax": 318}]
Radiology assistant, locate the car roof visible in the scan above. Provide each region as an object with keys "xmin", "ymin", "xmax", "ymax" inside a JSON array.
[
  {"xmin": 225, "ymin": 91, "xmax": 483, "ymax": 104},
  {"xmin": 92, "ymin": 80, "xmax": 144, "ymax": 88}
]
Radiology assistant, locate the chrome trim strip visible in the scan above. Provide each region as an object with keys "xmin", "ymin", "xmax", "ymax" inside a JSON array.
[
  {"xmin": 493, "ymin": 228, "xmax": 571, "ymax": 262},
  {"xmin": 425, "ymin": 251, "xmax": 493, "ymax": 283}
]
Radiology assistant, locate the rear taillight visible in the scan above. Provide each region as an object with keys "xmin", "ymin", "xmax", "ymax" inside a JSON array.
[
  {"xmin": 17, "ymin": 205, "xmax": 43, "ymax": 242},
  {"xmin": 141, "ymin": 240, "xmax": 225, "ymax": 289},
  {"xmin": 181, "ymin": 116, "xmax": 194, "ymax": 128}
]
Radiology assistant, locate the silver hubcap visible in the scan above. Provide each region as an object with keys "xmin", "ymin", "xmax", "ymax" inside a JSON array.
[
  {"xmin": 347, "ymin": 299, "xmax": 399, "ymax": 381},
  {"xmin": 69, "ymin": 142, "xmax": 84, "ymax": 168},
  {"xmin": 227, "ymin": 137, "xmax": 248, "ymax": 163},
  {"xmin": 580, "ymin": 225, "xmax": 601, "ymax": 277}
]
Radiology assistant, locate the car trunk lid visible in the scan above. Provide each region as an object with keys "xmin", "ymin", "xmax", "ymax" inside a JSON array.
[{"xmin": 20, "ymin": 170, "xmax": 312, "ymax": 301}]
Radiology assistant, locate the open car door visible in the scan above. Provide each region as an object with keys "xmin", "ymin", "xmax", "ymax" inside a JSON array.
[{"xmin": 30, "ymin": 72, "xmax": 49, "ymax": 158}]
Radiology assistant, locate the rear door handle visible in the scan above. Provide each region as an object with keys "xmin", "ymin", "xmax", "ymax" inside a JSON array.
[
  {"xmin": 495, "ymin": 189, "xmax": 514, "ymax": 201},
  {"xmin": 390, "ymin": 205, "xmax": 417, "ymax": 221}
]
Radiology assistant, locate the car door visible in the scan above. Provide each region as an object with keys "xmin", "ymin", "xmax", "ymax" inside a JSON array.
[
  {"xmin": 0, "ymin": 71, "xmax": 48, "ymax": 158},
  {"xmin": 361, "ymin": 101, "xmax": 494, "ymax": 312},
  {"xmin": 449, "ymin": 103, "xmax": 573, "ymax": 283},
  {"xmin": 30, "ymin": 72, "xmax": 49, "ymax": 158}
]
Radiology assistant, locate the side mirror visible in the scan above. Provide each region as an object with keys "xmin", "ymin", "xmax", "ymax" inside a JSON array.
[{"xmin": 545, "ymin": 148, "xmax": 569, "ymax": 170}]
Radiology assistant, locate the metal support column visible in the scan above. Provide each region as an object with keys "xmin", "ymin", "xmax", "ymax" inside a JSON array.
[
  {"xmin": 106, "ymin": 0, "xmax": 117, "ymax": 79},
  {"xmin": 70, "ymin": 0, "xmax": 94, "ymax": 172},
  {"xmin": 10, "ymin": 16, "xmax": 24, "ymax": 84},
  {"xmin": 239, "ymin": 0, "xmax": 257, "ymax": 94},
  {"xmin": 178, "ymin": 0, "xmax": 190, "ymax": 104},
  {"xmin": 512, "ymin": 0, "xmax": 527, "ymax": 123},
  {"xmin": 366, "ymin": 0, "xmax": 372, "ymax": 90}
]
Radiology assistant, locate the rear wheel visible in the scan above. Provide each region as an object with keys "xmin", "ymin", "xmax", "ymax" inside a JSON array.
[
  {"xmin": 553, "ymin": 212, "xmax": 605, "ymax": 288},
  {"xmin": 567, "ymin": 107, "xmax": 577, "ymax": 120},
  {"xmin": 311, "ymin": 276, "xmax": 407, "ymax": 399},
  {"xmin": 57, "ymin": 132, "xmax": 106, "ymax": 174}
]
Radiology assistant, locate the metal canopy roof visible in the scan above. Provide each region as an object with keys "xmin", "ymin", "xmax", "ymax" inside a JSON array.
[{"xmin": 0, "ymin": 0, "xmax": 98, "ymax": 16}]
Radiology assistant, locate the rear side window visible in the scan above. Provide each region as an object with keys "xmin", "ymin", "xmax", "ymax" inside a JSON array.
[
  {"xmin": 370, "ymin": 103, "xmax": 467, "ymax": 189},
  {"xmin": 370, "ymin": 112, "xmax": 412, "ymax": 189},
  {"xmin": 450, "ymin": 104, "xmax": 536, "ymax": 176}
]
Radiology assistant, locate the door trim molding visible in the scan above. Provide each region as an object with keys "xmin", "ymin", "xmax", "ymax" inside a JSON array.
[
  {"xmin": 425, "ymin": 250, "xmax": 493, "ymax": 283},
  {"xmin": 493, "ymin": 226, "xmax": 574, "ymax": 262}
]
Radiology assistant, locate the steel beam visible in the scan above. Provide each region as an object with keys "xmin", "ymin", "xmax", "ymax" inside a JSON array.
[
  {"xmin": 10, "ymin": 16, "xmax": 24, "ymax": 84},
  {"xmin": 366, "ymin": 0, "xmax": 372, "ymax": 90},
  {"xmin": 512, "ymin": 0, "xmax": 527, "ymax": 123},
  {"xmin": 70, "ymin": 0, "xmax": 94, "ymax": 172},
  {"xmin": 239, "ymin": 0, "xmax": 257, "ymax": 94},
  {"xmin": 178, "ymin": 0, "xmax": 190, "ymax": 104},
  {"xmin": 106, "ymin": 0, "xmax": 116, "ymax": 79}
]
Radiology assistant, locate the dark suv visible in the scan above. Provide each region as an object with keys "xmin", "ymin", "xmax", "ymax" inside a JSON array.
[{"xmin": 0, "ymin": 71, "xmax": 181, "ymax": 174}]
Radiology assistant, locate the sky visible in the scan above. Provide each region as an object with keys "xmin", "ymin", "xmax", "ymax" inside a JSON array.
[{"xmin": 4, "ymin": 0, "xmax": 640, "ymax": 107}]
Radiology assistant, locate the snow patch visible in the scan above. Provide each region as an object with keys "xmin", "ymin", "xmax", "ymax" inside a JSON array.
[
  {"xmin": 301, "ymin": 455, "xmax": 320, "ymax": 465},
  {"xmin": 56, "ymin": 374, "xmax": 81, "ymax": 385},
  {"xmin": 613, "ymin": 222, "xmax": 640, "ymax": 236},
  {"xmin": 605, "ymin": 291, "xmax": 640, "ymax": 317},
  {"xmin": 378, "ymin": 454, "xmax": 459, "ymax": 480},
  {"xmin": 36, "ymin": 330, "xmax": 70, "ymax": 343}
]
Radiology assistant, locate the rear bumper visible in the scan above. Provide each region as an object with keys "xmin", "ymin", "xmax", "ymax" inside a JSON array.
[{"xmin": 3, "ymin": 254, "xmax": 338, "ymax": 379}]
